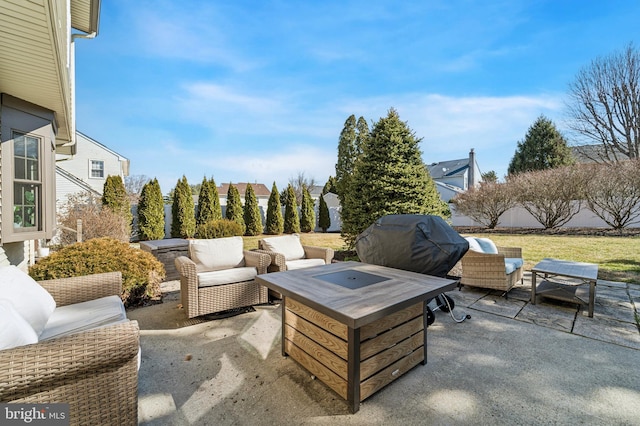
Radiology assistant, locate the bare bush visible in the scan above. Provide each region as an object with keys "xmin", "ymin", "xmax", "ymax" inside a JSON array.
[
  {"xmin": 511, "ymin": 166, "xmax": 586, "ymax": 229},
  {"xmin": 582, "ymin": 159, "xmax": 640, "ymax": 229},
  {"xmin": 451, "ymin": 182, "xmax": 516, "ymax": 228},
  {"xmin": 57, "ymin": 192, "xmax": 130, "ymax": 245}
]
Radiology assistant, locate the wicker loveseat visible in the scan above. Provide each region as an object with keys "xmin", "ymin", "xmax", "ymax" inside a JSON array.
[
  {"xmin": 459, "ymin": 237, "xmax": 524, "ymax": 293},
  {"xmin": 0, "ymin": 269, "xmax": 139, "ymax": 426},
  {"xmin": 174, "ymin": 237, "xmax": 270, "ymax": 318}
]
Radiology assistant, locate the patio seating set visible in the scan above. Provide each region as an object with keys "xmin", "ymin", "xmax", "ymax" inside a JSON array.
[{"xmin": 0, "ymin": 222, "xmax": 599, "ymax": 423}]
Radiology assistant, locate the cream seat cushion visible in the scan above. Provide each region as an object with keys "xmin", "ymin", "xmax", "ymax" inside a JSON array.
[
  {"xmin": 261, "ymin": 234, "xmax": 305, "ymax": 260},
  {"xmin": 189, "ymin": 237, "xmax": 245, "ymax": 272},
  {"xmin": 0, "ymin": 299, "xmax": 38, "ymax": 350},
  {"xmin": 197, "ymin": 266, "xmax": 258, "ymax": 288},
  {"xmin": 39, "ymin": 295, "xmax": 128, "ymax": 341},
  {"xmin": 0, "ymin": 265, "xmax": 56, "ymax": 336},
  {"xmin": 286, "ymin": 258, "xmax": 326, "ymax": 270}
]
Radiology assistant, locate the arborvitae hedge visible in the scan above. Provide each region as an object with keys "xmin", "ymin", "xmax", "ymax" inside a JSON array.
[
  {"xmin": 225, "ymin": 184, "xmax": 244, "ymax": 229},
  {"xmin": 283, "ymin": 184, "xmax": 300, "ymax": 234},
  {"xmin": 243, "ymin": 183, "xmax": 263, "ymax": 236},
  {"xmin": 300, "ymin": 186, "xmax": 315, "ymax": 232},
  {"xmin": 102, "ymin": 175, "xmax": 132, "ymax": 235},
  {"xmin": 171, "ymin": 175, "xmax": 196, "ymax": 238},
  {"xmin": 137, "ymin": 178, "xmax": 165, "ymax": 240},
  {"xmin": 318, "ymin": 194, "xmax": 330, "ymax": 232},
  {"xmin": 265, "ymin": 182, "xmax": 284, "ymax": 235},
  {"xmin": 196, "ymin": 176, "xmax": 216, "ymax": 227}
]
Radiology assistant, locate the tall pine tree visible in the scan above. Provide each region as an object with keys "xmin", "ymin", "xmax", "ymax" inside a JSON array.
[
  {"xmin": 265, "ymin": 182, "xmax": 284, "ymax": 235},
  {"xmin": 508, "ymin": 115, "xmax": 574, "ymax": 175},
  {"xmin": 137, "ymin": 178, "xmax": 165, "ymax": 240},
  {"xmin": 300, "ymin": 186, "xmax": 315, "ymax": 232},
  {"xmin": 225, "ymin": 184, "xmax": 244, "ymax": 229},
  {"xmin": 209, "ymin": 178, "xmax": 222, "ymax": 220},
  {"xmin": 243, "ymin": 183, "xmax": 263, "ymax": 236},
  {"xmin": 283, "ymin": 184, "xmax": 300, "ymax": 234},
  {"xmin": 346, "ymin": 108, "xmax": 446, "ymax": 246}
]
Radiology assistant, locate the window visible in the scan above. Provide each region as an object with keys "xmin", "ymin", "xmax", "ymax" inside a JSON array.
[
  {"xmin": 90, "ymin": 160, "xmax": 104, "ymax": 178},
  {"xmin": 13, "ymin": 132, "xmax": 41, "ymax": 231}
]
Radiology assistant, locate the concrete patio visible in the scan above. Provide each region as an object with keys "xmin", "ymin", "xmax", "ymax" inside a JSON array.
[{"xmin": 128, "ymin": 272, "xmax": 640, "ymax": 425}]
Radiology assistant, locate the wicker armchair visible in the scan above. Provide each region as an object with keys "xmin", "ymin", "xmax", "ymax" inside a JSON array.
[
  {"xmin": 460, "ymin": 237, "xmax": 524, "ymax": 293},
  {"xmin": 0, "ymin": 272, "xmax": 139, "ymax": 426},
  {"xmin": 174, "ymin": 237, "xmax": 270, "ymax": 318},
  {"xmin": 257, "ymin": 234, "xmax": 334, "ymax": 300}
]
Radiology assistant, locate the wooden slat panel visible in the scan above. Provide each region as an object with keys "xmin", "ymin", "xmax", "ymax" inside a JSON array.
[
  {"xmin": 285, "ymin": 339, "xmax": 348, "ymax": 399},
  {"xmin": 360, "ymin": 302, "xmax": 422, "ymax": 341},
  {"xmin": 285, "ymin": 310, "xmax": 349, "ymax": 359},
  {"xmin": 286, "ymin": 298, "xmax": 348, "ymax": 340},
  {"xmin": 360, "ymin": 316, "xmax": 424, "ymax": 360},
  {"xmin": 360, "ymin": 347, "xmax": 424, "ymax": 401},
  {"xmin": 360, "ymin": 332, "xmax": 423, "ymax": 380},
  {"xmin": 285, "ymin": 324, "xmax": 348, "ymax": 379}
]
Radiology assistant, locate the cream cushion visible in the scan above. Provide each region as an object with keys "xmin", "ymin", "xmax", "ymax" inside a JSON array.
[
  {"xmin": 0, "ymin": 299, "xmax": 38, "ymax": 350},
  {"xmin": 189, "ymin": 237, "xmax": 245, "ymax": 271},
  {"xmin": 465, "ymin": 237, "xmax": 483, "ymax": 253},
  {"xmin": 261, "ymin": 234, "xmax": 305, "ymax": 261},
  {"xmin": 39, "ymin": 295, "xmax": 128, "ymax": 341},
  {"xmin": 0, "ymin": 265, "xmax": 56, "ymax": 336},
  {"xmin": 286, "ymin": 258, "xmax": 326, "ymax": 270},
  {"xmin": 197, "ymin": 266, "xmax": 258, "ymax": 288}
]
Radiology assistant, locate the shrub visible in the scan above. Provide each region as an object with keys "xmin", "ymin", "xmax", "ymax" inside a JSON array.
[
  {"xmin": 300, "ymin": 186, "xmax": 315, "ymax": 232},
  {"xmin": 196, "ymin": 219, "xmax": 244, "ymax": 239},
  {"xmin": 57, "ymin": 191, "xmax": 130, "ymax": 245},
  {"xmin": 171, "ymin": 175, "xmax": 196, "ymax": 238},
  {"xmin": 225, "ymin": 184, "xmax": 245, "ymax": 229},
  {"xmin": 318, "ymin": 194, "xmax": 331, "ymax": 232},
  {"xmin": 283, "ymin": 184, "xmax": 300, "ymax": 234},
  {"xmin": 29, "ymin": 237, "xmax": 165, "ymax": 307},
  {"xmin": 243, "ymin": 183, "xmax": 263, "ymax": 236}
]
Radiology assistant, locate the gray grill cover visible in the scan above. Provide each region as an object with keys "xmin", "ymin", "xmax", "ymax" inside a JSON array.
[{"xmin": 355, "ymin": 214, "xmax": 469, "ymax": 277}]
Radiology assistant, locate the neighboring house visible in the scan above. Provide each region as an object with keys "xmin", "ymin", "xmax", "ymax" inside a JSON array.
[
  {"xmin": 56, "ymin": 131, "xmax": 130, "ymax": 208},
  {"xmin": 427, "ymin": 149, "xmax": 481, "ymax": 202},
  {"xmin": 571, "ymin": 144, "xmax": 631, "ymax": 164},
  {"xmin": 218, "ymin": 183, "xmax": 271, "ymax": 210},
  {"xmin": 0, "ymin": 0, "xmax": 101, "ymax": 268}
]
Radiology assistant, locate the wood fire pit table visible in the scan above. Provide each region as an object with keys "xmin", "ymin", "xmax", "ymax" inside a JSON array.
[{"xmin": 256, "ymin": 261, "xmax": 458, "ymax": 413}]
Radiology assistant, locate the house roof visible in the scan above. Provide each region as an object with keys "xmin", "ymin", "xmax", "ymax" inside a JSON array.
[
  {"xmin": 218, "ymin": 183, "xmax": 271, "ymax": 197},
  {"xmin": 0, "ymin": 0, "xmax": 101, "ymax": 153},
  {"xmin": 571, "ymin": 144, "xmax": 630, "ymax": 164},
  {"xmin": 427, "ymin": 158, "xmax": 470, "ymax": 179}
]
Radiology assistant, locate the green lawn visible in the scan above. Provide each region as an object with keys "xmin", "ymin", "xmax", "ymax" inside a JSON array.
[{"xmin": 244, "ymin": 232, "xmax": 640, "ymax": 283}]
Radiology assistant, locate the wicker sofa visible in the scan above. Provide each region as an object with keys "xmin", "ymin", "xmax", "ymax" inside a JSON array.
[
  {"xmin": 174, "ymin": 237, "xmax": 270, "ymax": 318},
  {"xmin": 0, "ymin": 270, "xmax": 139, "ymax": 426},
  {"xmin": 459, "ymin": 237, "xmax": 524, "ymax": 293}
]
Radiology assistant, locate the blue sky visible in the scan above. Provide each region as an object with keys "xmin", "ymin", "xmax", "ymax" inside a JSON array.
[{"xmin": 74, "ymin": 1, "xmax": 640, "ymax": 195}]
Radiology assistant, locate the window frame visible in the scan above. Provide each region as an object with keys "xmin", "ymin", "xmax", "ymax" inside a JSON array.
[{"xmin": 89, "ymin": 159, "xmax": 105, "ymax": 179}]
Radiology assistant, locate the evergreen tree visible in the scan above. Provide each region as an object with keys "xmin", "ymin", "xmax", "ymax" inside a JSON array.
[
  {"xmin": 170, "ymin": 175, "xmax": 196, "ymax": 238},
  {"xmin": 137, "ymin": 178, "xmax": 165, "ymax": 240},
  {"xmin": 243, "ymin": 183, "xmax": 263, "ymax": 236},
  {"xmin": 225, "ymin": 184, "xmax": 244, "ymax": 229},
  {"xmin": 209, "ymin": 178, "xmax": 222, "ymax": 220},
  {"xmin": 283, "ymin": 184, "xmax": 300, "ymax": 234},
  {"xmin": 318, "ymin": 193, "xmax": 331, "ymax": 232},
  {"xmin": 508, "ymin": 115, "xmax": 575, "ymax": 175},
  {"xmin": 102, "ymin": 175, "xmax": 132, "ymax": 235},
  {"xmin": 355, "ymin": 115, "xmax": 370, "ymax": 155},
  {"xmin": 300, "ymin": 186, "xmax": 315, "ymax": 232},
  {"xmin": 335, "ymin": 115, "xmax": 357, "ymax": 199},
  {"xmin": 196, "ymin": 176, "xmax": 215, "ymax": 227},
  {"xmin": 323, "ymin": 176, "xmax": 338, "ymax": 194},
  {"xmin": 265, "ymin": 182, "xmax": 284, "ymax": 235},
  {"xmin": 346, "ymin": 108, "xmax": 447, "ymax": 246}
]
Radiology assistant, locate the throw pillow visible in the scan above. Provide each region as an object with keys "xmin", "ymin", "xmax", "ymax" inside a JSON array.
[
  {"xmin": 189, "ymin": 237, "xmax": 245, "ymax": 271},
  {"xmin": 0, "ymin": 265, "xmax": 56, "ymax": 336},
  {"xmin": 475, "ymin": 238, "xmax": 499, "ymax": 254},
  {"xmin": 465, "ymin": 237, "xmax": 483, "ymax": 253},
  {"xmin": 0, "ymin": 299, "xmax": 39, "ymax": 350},
  {"xmin": 261, "ymin": 234, "xmax": 305, "ymax": 261}
]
